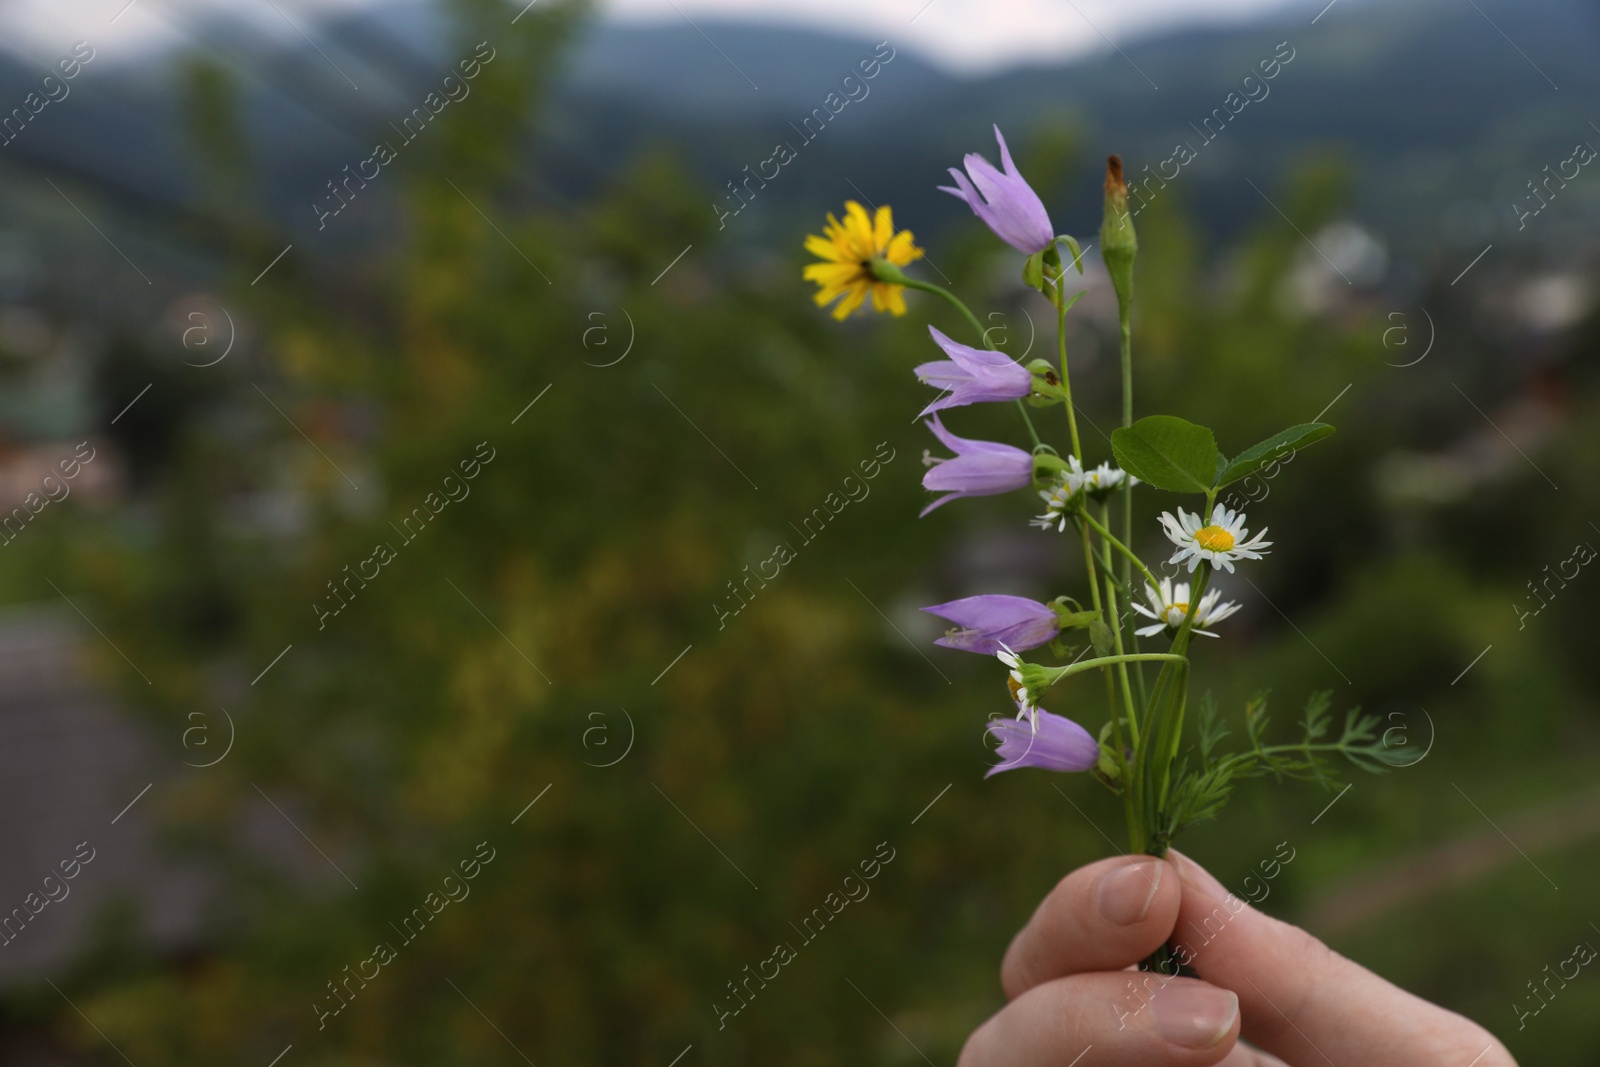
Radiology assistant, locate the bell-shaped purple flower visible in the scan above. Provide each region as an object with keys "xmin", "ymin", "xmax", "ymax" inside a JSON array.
[
  {"xmin": 922, "ymin": 594, "xmax": 1059, "ymax": 655},
  {"xmin": 985, "ymin": 708, "xmax": 1099, "ymax": 777},
  {"xmin": 920, "ymin": 413, "xmax": 1035, "ymax": 516},
  {"xmin": 939, "ymin": 125, "xmax": 1055, "ymax": 255},
  {"xmin": 915, "ymin": 326, "xmax": 1033, "ymax": 416}
]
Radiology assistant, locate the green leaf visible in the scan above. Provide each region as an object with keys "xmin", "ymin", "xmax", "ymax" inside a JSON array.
[
  {"xmin": 1089, "ymin": 620, "xmax": 1114, "ymax": 657},
  {"xmin": 1215, "ymin": 423, "xmax": 1335, "ymax": 490},
  {"xmin": 1243, "ymin": 692, "xmax": 1270, "ymax": 748},
  {"xmin": 1021, "ymin": 250, "xmax": 1045, "ymax": 290},
  {"xmin": 1110, "ymin": 415, "xmax": 1220, "ymax": 494},
  {"xmin": 1058, "ymin": 234, "xmax": 1085, "ymax": 274},
  {"xmin": 1197, "ymin": 691, "xmax": 1229, "ymax": 763},
  {"xmin": 1301, "ymin": 690, "xmax": 1333, "ymax": 741}
]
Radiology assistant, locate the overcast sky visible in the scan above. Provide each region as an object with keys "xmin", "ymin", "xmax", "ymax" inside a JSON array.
[{"xmin": 2, "ymin": 0, "xmax": 1304, "ymax": 73}]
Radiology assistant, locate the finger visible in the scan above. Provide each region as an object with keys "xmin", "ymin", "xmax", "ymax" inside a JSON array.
[
  {"xmin": 1168, "ymin": 851, "xmax": 1515, "ymax": 1067},
  {"xmin": 1215, "ymin": 1043, "xmax": 1288, "ymax": 1067},
  {"xmin": 1002, "ymin": 855, "xmax": 1180, "ymax": 999},
  {"xmin": 959, "ymin": 972, "xmax": 1240, "ymax": 1067}
]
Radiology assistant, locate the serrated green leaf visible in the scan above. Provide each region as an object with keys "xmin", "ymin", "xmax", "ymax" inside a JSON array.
[
  {"xmin": 1215, "ymin": 423, "xmax": 1335, "ymax": 490},
  {"xmin": 1110, "ymin": 415, "xmax": 1220, "ymax": 495},
  {"xmin": 1302, "ymin": 690, "xmax": 1333, "ymax": 740},
  {"xmin": 1197, "ymin": 691, "xmax": 1229, "ymax": 763}
]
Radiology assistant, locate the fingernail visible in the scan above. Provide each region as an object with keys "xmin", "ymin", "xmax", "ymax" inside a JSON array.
[
  {"xmin": 1096, "ymin": 857, "xmax": 1162, "ymax": 926},
  {"xmin": 1153, "ymin": 983, "xmax": 1238, "ymax": 1050}
]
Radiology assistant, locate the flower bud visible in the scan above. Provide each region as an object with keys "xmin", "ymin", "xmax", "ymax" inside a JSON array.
[
  {"xmin": 1099, "ymin": 155, "xmax": 1137, "ymax": 314},
  {"xmin": 1016, "ymin": 660, "xmax": 1061, "ymax": 701},
  {"xmin": 1025, "ymin": 358, "xmax": 1066, "ymax": 407},
  {"xmin": 1030, "ymin": 451, "xmax": 1072, "ymax": 479}
]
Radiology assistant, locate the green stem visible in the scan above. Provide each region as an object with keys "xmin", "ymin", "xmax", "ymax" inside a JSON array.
[
  {"xmin": 1054, "ymin": 278, "xmax": 1083, "ymax": 460},
  {"xmin": 1127, "ymin": 561, "xmax": 1211, "ymax": 858},
  {"xmin": 1117, "ymin": 311, "xmax": 1148, "ymax": 710},
  {"xmin": 1040, "ymin": 653, "xmax": 1185, "ymax": 687},
  {"xmin": 1098, "ymin": 504, "xmax": 1140, "ymax": 753},
  {"xmin": 900, "ymin": 277, "xmax": 1041, "ymax": 448},
  {"xmin": 1077, "ymin": 509, "xmax": 1159, "ymax": 591},
  {"xmin": 1017, "ymin": 400, "xmax": 1043, "ymax": 449},
  {"xmin": 1119, "ymin": 315, "xmax": 1133, "ymax": 431},
  {"xmin": 900, "ymin": 277, "xmax": 985, "ymax": 340},
  {"xmin": 1157, "ymin": 565, "xmax": 1212, "ymax": 808},
  {"xmin": 1226, "ymin": 740, "xmax": 1381, "ymax": 767},
  {"xmin": 1078, "ymin": 523, "xmax": 1136, "ymax": 836},
  {"xmin": 1078, "ymin": 526, "xmax": 1122, "ymax": 728}
]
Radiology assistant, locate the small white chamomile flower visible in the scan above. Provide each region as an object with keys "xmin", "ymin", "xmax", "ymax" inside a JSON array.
[
  {"xmin": 1030, "ymin": 458, "xmax": 1085, "ymax": 532},
  {"xmin": 1158, "ymin": 504, "xmax": 1272, "ymax": 573},
  {"xmin": 1132, "ymin": 578, "xmax": 1241, "ymax": 638},
  {"xmin": 1081, "ymin": 462, "xmax": 1135, "ymax": 497},
  {"xmin": 995, "ymin": 643, "xmax": 1038, "ymax": 726},
  {"xmin": 1032, "ymin": 459, "xmax": 1136, "ymax": 532}
]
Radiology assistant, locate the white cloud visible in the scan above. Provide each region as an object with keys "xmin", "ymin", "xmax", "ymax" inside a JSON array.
[
  {"xmin": 599, "ymin": 0, "xmax": 1302, "ymax": 73},
  {"xmin": 0, "ymin": 0, "xmax": 1302, "ymax": 73},
  {"xmin": 0, "ymin": 0, "xmax": 386, "ymax": 65}
]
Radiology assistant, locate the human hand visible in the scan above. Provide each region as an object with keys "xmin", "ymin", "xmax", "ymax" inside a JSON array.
[{"xmin": 957, "ymin": 850, "xmax": 1516, "ymax": 1066}]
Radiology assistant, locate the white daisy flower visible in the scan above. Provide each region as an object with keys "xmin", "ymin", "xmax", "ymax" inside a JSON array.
[
  {"xmin": 1029, "ymin": 457, "xmax": 1086, "ymax": 532},
  {"xmin": 1081, "ymin": 462, "xmax": 1137, "ymax": 498},
  {"xmin": 1031, "ymin": 459, "xmax": 1138, "ymax": 531},
  {"xmin": 1158, "ymin": 504, "xmax": 1272, "ymax": 573},
  {"xmin": 1132, "ymin": 578, "xmax": 1242, "ymax": 639},
  {"xmin": 995, "ymin": 643, "xmax": 1038, "ymax": 727}
]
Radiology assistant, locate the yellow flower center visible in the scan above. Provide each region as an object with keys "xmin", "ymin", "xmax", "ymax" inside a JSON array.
[
  {"xmin": 1006, "ymin": 676, "xmax": 1026, "ymax": 702},
  {"xmin": 1194, "ymin": 525, "xmax": 1236, "ymax": 552},
  {"xmin": 1163, "ymin": 602, "xmax": 1189, "ymax": 626}
]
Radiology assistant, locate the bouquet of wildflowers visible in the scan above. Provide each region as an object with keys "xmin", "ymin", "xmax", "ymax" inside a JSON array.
[{"xmin": 805, "ymin": 129, "xmax": 1404, "ymax": 969}]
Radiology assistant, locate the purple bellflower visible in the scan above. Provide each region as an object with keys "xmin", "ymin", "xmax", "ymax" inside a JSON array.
[
  {"xmin": 920, "ymin": 413, "xmax": 1035, "ymax": 516},
  {"xmin": 939, "ymin": 125, "xmax": 1055, "ymax": 255},
  {"xmin": 915, "ymin": 326, "xmax": 1032, "ymax": 416},
  {"xmin": 986, "ymin": 708, "xmax": 1099, "ymax": 777},
  {"xmin": 922, "ymin": 594, "xmax": 1059, "ymax": 655}
]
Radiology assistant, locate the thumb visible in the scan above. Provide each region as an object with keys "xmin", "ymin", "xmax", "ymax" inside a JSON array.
[{"xmin": 1168, "ymin": 851, "xmax": 1515, "ymax": 1067}]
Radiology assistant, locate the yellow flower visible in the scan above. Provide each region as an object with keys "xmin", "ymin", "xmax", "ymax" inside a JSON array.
[{"xmin": 803, "ymin": 201, "xmax": 923, "ymax": 320}]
